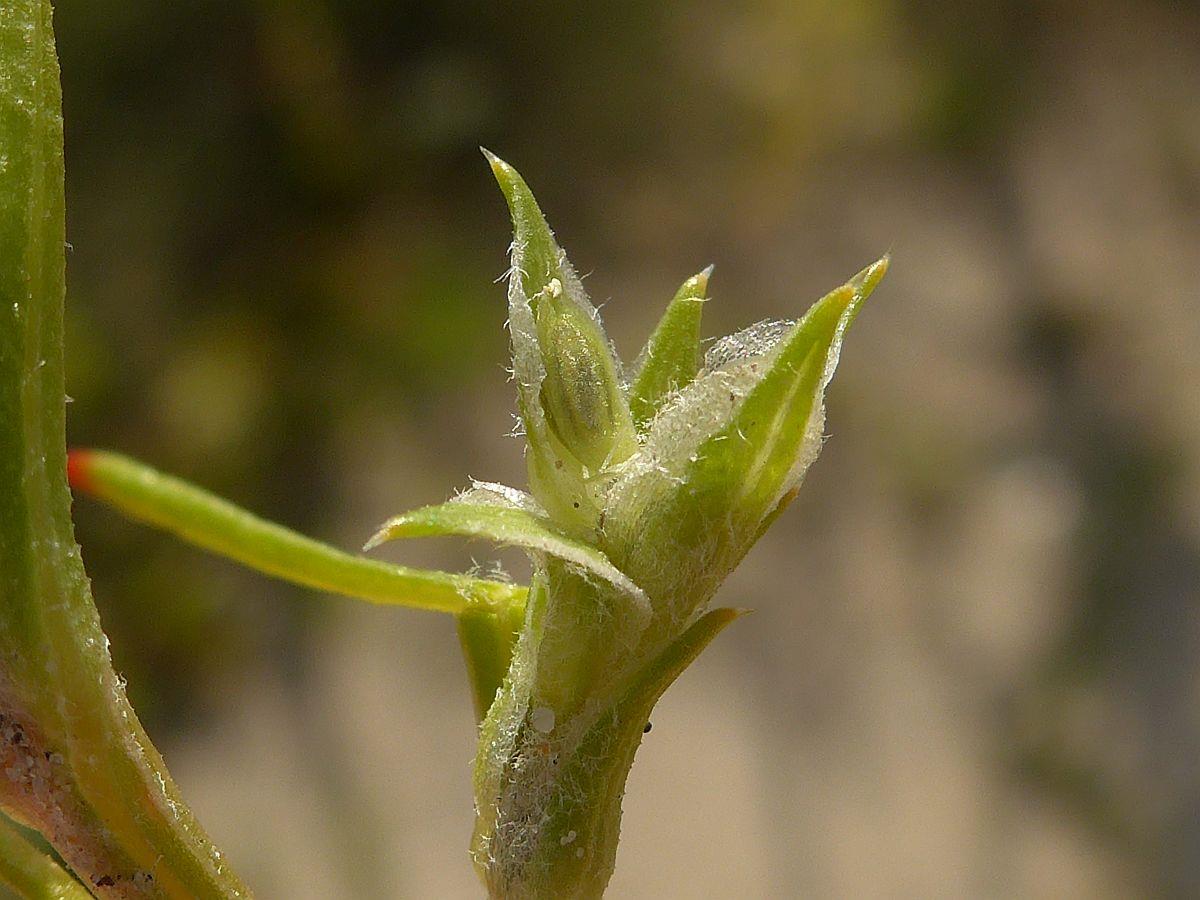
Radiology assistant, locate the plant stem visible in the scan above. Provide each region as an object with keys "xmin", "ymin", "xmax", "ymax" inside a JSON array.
[
  {"xmin": 1, "ymin": 3, "xmax": 250, "ymax": 895},
  {"xmin": 0, "ymin": 814, "xmax": 92, "ymax": 900}
]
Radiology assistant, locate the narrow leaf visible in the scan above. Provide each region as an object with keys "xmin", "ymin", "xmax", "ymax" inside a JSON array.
[
  {"xmin": 456, "ymin": 598, "xmax": 524, "ymax": 723},
  {"xmin": 613, "ymin": 607, "xmax": 744, "ymax": 728},
  {"xmin": 629, "ymin": 267, "xmax": 711, "ymax": 427},
  {"xmin": 69, "ymin": 449, "xmax": 523, "ymax": 615},
  {"xmin": 368, "ymin": 501, "xmax": 649, "ymax": 619}
]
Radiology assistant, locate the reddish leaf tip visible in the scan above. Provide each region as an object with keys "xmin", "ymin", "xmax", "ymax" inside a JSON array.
[{"xmin": 66, "ymin": 449, "xmax": 95, "ymax": 493}]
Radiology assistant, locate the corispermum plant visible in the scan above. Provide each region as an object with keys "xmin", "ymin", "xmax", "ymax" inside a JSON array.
[{"xmin": 0, "ymin": 3, "xmax": 886, "ymax": 897}]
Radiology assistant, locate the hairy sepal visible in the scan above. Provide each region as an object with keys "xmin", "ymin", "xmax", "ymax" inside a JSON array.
[
  {"xmin": 604, "ymin": 258, "xmax": 887, "ymax": 630},
  {"xmin": 628, "ymin": 267, "xmax": 710, "ymax": 428},
  {"xmin": 485, "ymin": 151, "xmax": 636, "ymax": 528},
  {"xmin": 367, "ymin": 498, "xmax": 649, "ymax": 623}
]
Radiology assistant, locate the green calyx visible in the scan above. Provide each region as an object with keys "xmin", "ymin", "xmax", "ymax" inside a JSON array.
[
  {"xmin": 628, "ymin": 266, "xmax": 710, "ymax": 427},
  {"xmin": 431, "ymin": 156, "xmax": 885, "ymax": 897},
  {"xmin": 482, "ymin": 149, "xmax": 640, "ymax": 530}
]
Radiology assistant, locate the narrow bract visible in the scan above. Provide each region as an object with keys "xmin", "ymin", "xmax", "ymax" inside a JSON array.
[{"xmin": 628, "ymin": 267, "xmax": 710, "ymax": 426}]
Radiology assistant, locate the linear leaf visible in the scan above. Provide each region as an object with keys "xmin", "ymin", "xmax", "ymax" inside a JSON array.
[
  {"xmin": 456, "ymin": 598, "xmax": 525, "ymax": 723},
  {"xmin": 69, "ymin": 449, "xmax": 522, "ymax": 614},
  {"xmin": 72, "ymin": 451, "xmax": 531, "ymax": 725},
  {"xmin": 614, "ymin": 607, "xmax": 743, "ymax": 731}
]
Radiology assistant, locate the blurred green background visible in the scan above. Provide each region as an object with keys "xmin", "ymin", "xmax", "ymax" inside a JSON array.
[{"xmin": 48, "ymin": 0, "xmax": 1200, "ymax": 896}]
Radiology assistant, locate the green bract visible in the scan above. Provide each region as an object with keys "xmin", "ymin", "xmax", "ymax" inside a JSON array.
[{"xmin": 628, "ymin": 267, "xmax": 710, "ymax": 427}]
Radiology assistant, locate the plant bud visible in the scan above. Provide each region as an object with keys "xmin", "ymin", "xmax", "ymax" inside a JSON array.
[{"xmin": 535, "ymin": 278, "xmax": 636, "ymax": 472}]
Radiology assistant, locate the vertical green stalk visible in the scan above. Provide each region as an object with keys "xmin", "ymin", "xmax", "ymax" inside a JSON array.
[
  {"xmin": 0, "ymin": 814, "xmax": 92, "ymax": 899},
  {"xmin": 0, "ymin": 3, "xmax": 248, "ymax": 896}
]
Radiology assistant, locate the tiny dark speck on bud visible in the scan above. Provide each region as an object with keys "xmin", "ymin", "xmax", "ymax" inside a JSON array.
[{"xmin": 643, "ymin": 722, "xmax": 652, "ymax": 733}]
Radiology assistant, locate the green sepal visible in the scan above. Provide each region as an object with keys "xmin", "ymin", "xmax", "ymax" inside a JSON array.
[
  {"xmin": 483, "ymin": 151, "xmax": 636, "ymax": 526},
  {"xmin": 690, "ymin": 256, "xmax": 888, "ymax": 524},
  {"xmin": 605, "ymin": 258, "xmax": 887, "ymax": 626},
  {"xmin": 628, "ymin": 267, "xmax": 711, "ymax": 427},
  {"xmin": 481, "ymin": 149, "xmax": 560, "ymax": 302},
  {"xmin": 367, "ymin": 500, "xmax": 649, "ymax": 620}
]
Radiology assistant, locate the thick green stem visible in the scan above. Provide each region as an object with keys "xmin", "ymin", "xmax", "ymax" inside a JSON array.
[
  {"xmin": 0, "ymin": 4, "xmax": 250, "ymax": 895},
  {"xmin": 0, "ymin": 814, "xmax": 91, "ymax": 900},
  {"xmin": 471, "ymin": 603, "xmax": 741, "ymax": 898}
]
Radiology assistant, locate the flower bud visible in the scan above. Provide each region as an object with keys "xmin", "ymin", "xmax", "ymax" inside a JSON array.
[
  {"xmin": 485, "ymin": 150, "xmax": 638, "ymax": 527},
  {"xmin": 535, "ymin": 278, "xmax": 636, "ymax": 472}
]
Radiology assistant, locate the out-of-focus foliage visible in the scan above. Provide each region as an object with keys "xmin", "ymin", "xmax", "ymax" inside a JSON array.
[{"xmin": 55, "ymin": 0, "xmax": 1200, "ymax": 897}]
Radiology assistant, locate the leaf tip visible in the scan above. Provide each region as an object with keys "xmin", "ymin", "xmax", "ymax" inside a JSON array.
[
  {"xmin": 479, "ymin": 145, "xmax": 503, "ymax": 169},
  {"xmin": 712, "ymin": 606, "xmax": 751, "ymax": 624},
  {"xmin": 688, "ymin": 264, "xmax": 714, "ymax": 297},
  {"xmin": 851, "ymin": 254, "xmax": 890, "ymax": 302},
  {"xmin": 66, "ymin": 448, "xmax": 96, "ymax": 494},
  {"xmin": 362, "ymin": 522, "xmax": 395, "ymax": 552},
  {"xmin": 481, "ymin": 148, "xmax": 524, "ymax": 201}
]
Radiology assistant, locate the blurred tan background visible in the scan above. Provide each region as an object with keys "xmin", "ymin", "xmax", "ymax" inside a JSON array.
[{"xmin": 45, "ymin": 0, "xmax": 1200, "ymax": 896}]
